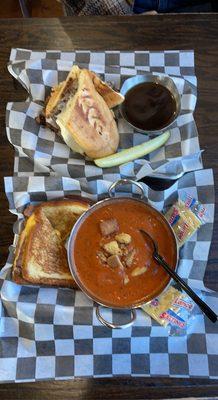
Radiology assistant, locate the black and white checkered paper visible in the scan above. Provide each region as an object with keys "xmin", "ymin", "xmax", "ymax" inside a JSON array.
[
  {"xmin": 1, "ymin": 170, "xmax": 218, "ymax": 382},
  {"xmin": 6, "ymin": 49, "xmax": 202, "ymax": 181}
]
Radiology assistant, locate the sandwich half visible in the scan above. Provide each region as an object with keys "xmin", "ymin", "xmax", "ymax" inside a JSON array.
[
  {"xmin": 22, "ymin": 208, "xmax": 74, "ymax": 286},
  {"xmin": 56, "ymin": 69, "xmax": 119, "ymax": 159},
  {"xmin": 45, "ymin": 65, "xmax": 124, "ymax": 120},
  {"xmin": 12, "ymin": 199, "xmax": 90, "ymax": 287}
]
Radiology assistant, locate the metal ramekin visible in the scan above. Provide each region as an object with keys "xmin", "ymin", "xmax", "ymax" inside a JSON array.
[
  {"xmin": 67, "ymin": 179, "xmax": 178, "ymax": 329},
  {"xmin": 119, "ymin": 73, "xmax": 181, "ymax": 135}
]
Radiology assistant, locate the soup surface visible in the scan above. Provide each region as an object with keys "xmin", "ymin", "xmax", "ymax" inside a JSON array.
[
  {"xmin": 73, "ymin": 199, "xmax": 177, "ymax": 308},
  {"xmin": 123, "ymin": 82, "xmax": 177, "ymax": 131}
]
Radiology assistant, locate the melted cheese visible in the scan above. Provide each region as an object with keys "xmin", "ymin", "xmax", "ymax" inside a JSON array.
[{"xmin": 56, "ymin": 118, "xmax": 84, "ymax": 155}]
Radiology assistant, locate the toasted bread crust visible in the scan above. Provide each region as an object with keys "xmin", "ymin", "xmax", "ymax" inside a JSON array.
[
  {"xmin": 89, "ymin": 70, "xmax": 124, "ymax": 109},
  {"xmin": 45, "ymin": 66, "xmax": 80, "ymax": 118},
  {"xmin": 13, "ymin": 247, "xmax": 30, "ymax": 284},
  {"xmin": 24, "ymin": 198, "xmax": 90, "ymax": 217},
  {"xmin": 40, "ymin": 199, "xmax": 90, "ymax": 213},
  {"xmin": 12, "ymin": 224, "xmax": 29, "ymax": 284},
  {"xmin": 13, "ymin": 268, "xmax": 77, "ymax": 288}
]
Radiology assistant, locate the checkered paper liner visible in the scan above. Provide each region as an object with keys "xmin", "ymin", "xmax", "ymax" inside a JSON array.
[
  {"xmin": 1, "ymin": 170, "xmax": 218, "ymax": 382},
  {"xmin": 6, "ymin": 48, "xmax": 203, "ymax": 181}
]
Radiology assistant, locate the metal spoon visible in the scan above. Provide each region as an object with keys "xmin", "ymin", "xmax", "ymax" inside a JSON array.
[{"xmin": 140, "ymin": 229, "xmax": 217, "ymax": 323}]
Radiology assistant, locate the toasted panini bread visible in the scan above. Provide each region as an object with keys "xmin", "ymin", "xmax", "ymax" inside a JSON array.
[
  {"xmin": 12, "ymin": 199, "xmax": 90, "ymax": 287},
  {"xmin": 45, "ymin": 65, "xmax": 124, "ymax": 119},
  {"xmin": 89, "ymin": 70, "xmax": 124, "ymax": 109},
  {"xmin": 56, "ymin": 69, "xmax": 119, "ymax": 159}
]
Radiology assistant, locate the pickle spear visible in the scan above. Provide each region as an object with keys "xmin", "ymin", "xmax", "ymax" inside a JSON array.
[{"xmin": 94, "ymin": 131, "xmax": 170, "ymax": 168}]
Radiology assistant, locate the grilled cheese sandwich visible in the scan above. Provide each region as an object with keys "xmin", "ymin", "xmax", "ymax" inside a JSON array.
[{"xmin": 12, "ymin": 199, "xmax": 90, "ymax": 287}]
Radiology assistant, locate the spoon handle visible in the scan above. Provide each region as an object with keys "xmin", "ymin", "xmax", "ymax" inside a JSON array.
[{"xmin": 154, "ymin": 254, "xmax": 217, "ymax": 323}]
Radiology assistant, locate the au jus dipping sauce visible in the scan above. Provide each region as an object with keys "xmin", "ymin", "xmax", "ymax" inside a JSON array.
[{"xmin": 123, "ymin": 82, "xmax": 177, "ymax": 131}]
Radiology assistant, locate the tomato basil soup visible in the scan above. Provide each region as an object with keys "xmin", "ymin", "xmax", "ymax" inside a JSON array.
[{"xmin": 72, "ymin": 198, "xmax": 177, "ymax": 308}]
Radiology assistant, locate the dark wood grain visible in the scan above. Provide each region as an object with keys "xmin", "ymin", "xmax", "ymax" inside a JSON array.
[
  {"xmin": 1, "ymin": 377, "xmax": 218, "ymax": 399},
  {"xmin": 0, "ymin": 15, "xmax": 218, "ymax": 398}
]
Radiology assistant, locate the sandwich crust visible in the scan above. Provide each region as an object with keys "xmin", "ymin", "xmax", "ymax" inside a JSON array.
[
  {"xmin": 45, "ymin": 65, "xmax": 80, "ymax": 118},
  {"xmin": 89, "ymin": 70, "xmax": 124, "ymax": 109},
  {"xmin": 12, "ymin": 225, "xmax": 30, "ymax": 285}
]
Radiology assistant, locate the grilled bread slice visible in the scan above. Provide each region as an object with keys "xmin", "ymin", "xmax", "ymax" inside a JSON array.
[
  {"xmin": 12, "ymin": 199, "xmax": 90, "ymax": 287},
  {"xmin": 40, "ymin": 199, "xmax": 89, "ymax": 241},
  {"xmin": 21, "ymin": 208, "xmax": 75, "ymax": 286}
]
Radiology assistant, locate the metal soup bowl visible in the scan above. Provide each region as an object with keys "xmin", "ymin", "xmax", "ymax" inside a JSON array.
[
  {"xmin": 68, "ymin": 179, "xmax": 178, "ymax": 329},
  {"xmin": 120, "ymin": 73, "xmax": 181, "ymax": 135}
]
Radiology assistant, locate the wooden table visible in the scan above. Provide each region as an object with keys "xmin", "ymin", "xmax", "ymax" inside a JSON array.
[{"xmin": 0, "ymin": 15, "xmax": 218, "ymax": 399}]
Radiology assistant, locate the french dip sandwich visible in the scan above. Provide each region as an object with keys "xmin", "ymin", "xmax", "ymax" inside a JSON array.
[{"xmin": 38, "ymin": 65, "xmax": 124, "ymax": 159}]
